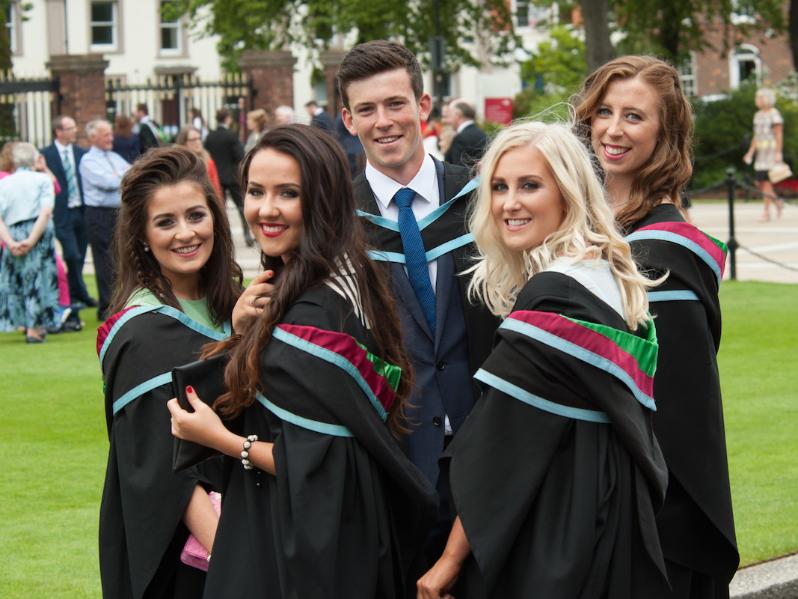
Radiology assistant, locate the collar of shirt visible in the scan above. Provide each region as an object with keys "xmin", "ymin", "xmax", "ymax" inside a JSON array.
[
  {"xmin": 457, "ymin": 120, "xmax": 475, "ymax": 134},
  {"xmin": 54, "ymin": 140, "xmax": 72, "ymax": 157},
  {"xmin": 365, "ymin": 153, "xmax": 440, "ymax": 217}
]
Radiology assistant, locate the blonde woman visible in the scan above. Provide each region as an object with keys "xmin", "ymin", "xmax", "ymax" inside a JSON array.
[
  {"xmin": 417, "ymin": 122, "xmax": 669, "ymax": 599},
  {"xmin": 743, "ymin": 88, "xmax": 785, "ymax": 220}
]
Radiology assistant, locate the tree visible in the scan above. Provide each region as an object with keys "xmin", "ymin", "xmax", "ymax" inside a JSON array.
[
  {"xmin": 169, "ymin": 0, "xmax": 519, "ymax": 72},
  {"xmin": 535, "ymin": 0, "xmax": 788, "ymax": 69},
  {"xmin": 521, "ymin": 25, "xmax": 587, "ymax": 94},
  {"xmin": 580, "ymin": 0, "xmax": 614, "ymax": 71},
  {"xmin": 790, "ymin": 0, "xmax": 798, "ymax": 71}
]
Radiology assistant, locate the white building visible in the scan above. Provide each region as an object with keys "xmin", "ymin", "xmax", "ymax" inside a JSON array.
[{"xmin": 8, "ymin": 0, "xmax": 552, "ymax": 123}]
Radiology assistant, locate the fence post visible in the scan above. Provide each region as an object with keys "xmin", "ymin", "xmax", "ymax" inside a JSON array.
[{"xmin": 726, "ymin": 167, "xmax": 738, "ymax": 281}]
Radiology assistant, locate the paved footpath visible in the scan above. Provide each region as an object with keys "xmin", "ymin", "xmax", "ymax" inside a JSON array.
[{"xmin": 691, "ymin": 199, "xmax": 798, "ymax": 285}]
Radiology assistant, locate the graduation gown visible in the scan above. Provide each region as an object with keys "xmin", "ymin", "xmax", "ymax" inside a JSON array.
[
  {"xmin": 444, "ymin": 270, "xmax": 670, "ymax": 599},
  {"xmin": 627, "ymin": 204, "xmax": 739, "ymax": 591},
  {"xmin": 203, "ymin": 283, "xmax": 437, "ymax": 599},
  {"xmin": 97, "ymin": 304, "xmax": 230, "ymax": 599}
]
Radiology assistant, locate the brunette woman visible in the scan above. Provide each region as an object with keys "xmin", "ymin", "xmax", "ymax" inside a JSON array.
[
  {"xmin": 168, "ymin": 125, "xmax": 436, "ymax": 598},
  {"xmin": 418, "ymin": 121, "xmax": 669, "ymax": 598},
  {"xmin": 97, "ymin": 147, "xmax": 242, "ymax": 598},
  {"xmin": 575, "ymin": 56, "xmax": 738, "ymax": 598}
]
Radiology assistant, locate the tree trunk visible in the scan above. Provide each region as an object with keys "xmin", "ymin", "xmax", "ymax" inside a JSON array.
[
  {"xmin": 580, "ymin": 0, "xmax": 615, "ymax": 72},
  {"xmin": 790, "ymin": 0, "xmax": 798, "ymax": 72}
]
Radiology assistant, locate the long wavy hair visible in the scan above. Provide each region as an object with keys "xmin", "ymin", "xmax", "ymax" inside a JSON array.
[
  {"xmin": 468, "ymin": 121, "xmax": 655, "ymax": 330},
  {"xmin": 211, "ymin": 125, "xmax": 413, "ymax": 436},
  {"xmin": 110, "ymin": 146, "xmax": 242, "ymax": 323},
  {"xmin": 573, "ymin": 55, "xmax": 694, "ymax": 229}
]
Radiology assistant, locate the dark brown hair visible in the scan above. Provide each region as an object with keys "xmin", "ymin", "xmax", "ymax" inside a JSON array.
[
  {"xmin": 337, "ymin": 40, "xmax": 424, "ymax": 110},
  {"xmin": 114, "ymin": 114, "xmax": 134, "ymax": 137},
  {"xmin": 212, "ymin": 124, "xmax": 413, "ymax": 436},
  {"xmin": 109, "ymin": 146, "xmax": 242, "ymax": 323},
  {"xmin": 574, "ymin": 55, "xmax": 694, "ymax": 228}
]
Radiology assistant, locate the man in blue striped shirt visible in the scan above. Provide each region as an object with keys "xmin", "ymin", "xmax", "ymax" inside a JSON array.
[{"xmin": 79, "ymin": 119, "xmax": 131, "ymax": 320}]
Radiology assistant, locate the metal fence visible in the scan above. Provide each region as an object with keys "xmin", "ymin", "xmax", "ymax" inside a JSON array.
[
  {"xmin": 0, "ymin": 71, "xmax": 60, "ymax": 149},
  {"xmin": 105, "ymin": 73, "xmax": 252, "ymax": 139}
]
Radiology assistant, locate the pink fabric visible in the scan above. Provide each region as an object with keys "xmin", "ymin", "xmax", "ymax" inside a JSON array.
[
  {"xmin": 507, "ymin": 310, "xmax": 654, "ymax": 399},
  {"xmin": 55, "ymin": 253, "xmax": 70, "ymax": 306},
  {"xmin": 636, "ymin": 221, "xmax": 727, "ymax": 277},
  {"xmin": 277, "ymin": 324, "xmax": 397, "ymax": 412}
]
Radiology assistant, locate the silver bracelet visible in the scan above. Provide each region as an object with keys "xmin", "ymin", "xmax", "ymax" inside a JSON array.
[{"xmin": 241, "ymin": 434, "xmax": 258, "ymax": 470}]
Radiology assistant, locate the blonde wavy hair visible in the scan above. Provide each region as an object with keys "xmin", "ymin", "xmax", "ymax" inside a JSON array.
[{"xmin": 467, "ymin": 121, "xmax": 655, "ymax": 330}]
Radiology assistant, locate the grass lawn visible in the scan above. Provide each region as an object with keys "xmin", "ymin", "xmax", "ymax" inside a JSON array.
[
  {"xmin": 718, "ymin": 281, "xmax": 798, "ymax": 566},
  {"xmin": 0, "ymin": 279, "xmax": 795, "ymax": 596}
]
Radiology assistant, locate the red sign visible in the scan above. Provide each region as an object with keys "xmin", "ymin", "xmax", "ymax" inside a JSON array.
[{"xmin": 484, "ymin": 97, "xmax": 513, "ymax": 125}]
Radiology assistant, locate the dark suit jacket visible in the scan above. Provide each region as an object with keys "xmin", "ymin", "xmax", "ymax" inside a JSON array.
[
  {"xmin": 138, "ymin": 120, "xmax": 162, "ymax": 154},
  {"xmin": 204, "ymin": 126, "xmax": 245, "ymax": 186},
  {"xmin": 41, "ymin": 142, "xmax": 87, "ymax": 226},
  {"xmin": 354, "ymin": 160, "xmax": 498, "ymax": 483},
  {"xmin": 311, "ymin": 110, "xmax": 334, "ymax": 133},
  {"xmin": 444, "ymin": 123, "xmax": 487, "ymax": 169}
]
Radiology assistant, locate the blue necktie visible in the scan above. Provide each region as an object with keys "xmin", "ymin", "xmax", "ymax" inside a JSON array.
[
  {"xmin": 62, "ymin": 149, "xmax": 79, "ymax": 205},
  {"xmin": 393, "ymin": 188, "xmax": 436, "ymax": 335}
]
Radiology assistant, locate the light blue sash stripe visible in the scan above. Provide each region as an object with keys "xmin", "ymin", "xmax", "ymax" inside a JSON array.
[
  {"xmin": 366, "ymin": 232, "xmax": 474, "ymax": 265},
  {"xmin": 99, "ymin": 305, "xmax": 160, "ymax": 365},
  {"xmin": 356, "ymin": 177, "xmax": 479, "ymax": 233},
  {"xmin": 425, "ymin": 233, "xmax": 474, "ymax": 261},
  {"xmin": 256, "ymin": 393, "xmax": 354, "ymax": 437},
  {"xmin": 100, "ymin": 305, "xmax": 229, "ymax": 366},
  {"xmin": 648, "ymin": 290, "xmax": 700, "ymax": 302},
  {"xmin": 475, "ymin": 369, "xmax": 610, "ymax": 423},
  {"xmin": 155, "ymin": 304, "xmax": 230, "ymax": 341},
  {"xmin": 272, "ymin": 327, "xmax": 388, "ymax": 421},
  {"xmin": 417, "ymin": 177, "xmax": 480, "ymax": 230},
  {"xmin": 112, "ymin": 372, "xmax": 172, "ymax": 415},
  {"xmin": 500, "ymin": 318, "xmax": 657, "ymax": 412},
  {"xmin": 626, "ymin": 230, "xmax": 722, "ymax": 283},
  {"xmin": 356, "ymin": 210, "xmax": 399, "ymax": 232}
]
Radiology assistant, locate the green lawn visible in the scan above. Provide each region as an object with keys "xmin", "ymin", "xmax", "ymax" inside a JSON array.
[
  {"xmin": 718, "ymin": 281, "xmax": 798, "ymax": 566},
  {"xmin": 0, "ymin": 279, "xmax": 795, "ymax": 596}
]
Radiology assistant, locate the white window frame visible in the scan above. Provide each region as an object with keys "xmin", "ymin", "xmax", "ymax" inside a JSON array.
[
  {"xmin": 159, "ymin": 0, "xmax": 182, "ymax": 55},
  {"xmin": 89, "ymin": 0, "xmax": 118, "ymax": 51},
  {"xmin": 678, "ymin": 53, "xmax": 697, "ymax": 97},
  {"xmin": 5, "ymin": 2, "xmax": 17, "ymax": 54},
  {"xmin": 729, "ymin": 44, "xmax": 761, "ymax": 90}
]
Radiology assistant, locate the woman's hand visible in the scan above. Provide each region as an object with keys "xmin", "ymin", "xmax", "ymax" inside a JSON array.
[
  {"xmin": 232, "ymin": 269, "xmax": 276, "ymax": 332},
  {"xmin": 742, "ymin": 151, "xmax": 754, "ymax": 165},
  {"xmin": 417, "ymin": 553, "xmax": 462, "ymax": 599},
  {"xmin": 167, "ymin": 386, "xmax": 228, "ymax": 450},
  {"xmin": 10, "ymin": 240, "xmax": 31, "ymax": 256}
]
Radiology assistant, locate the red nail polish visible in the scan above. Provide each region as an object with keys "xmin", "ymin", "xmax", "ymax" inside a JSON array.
[{"xmin": 186, "ymin": 385, "xmax": 194, "ymax": 394}]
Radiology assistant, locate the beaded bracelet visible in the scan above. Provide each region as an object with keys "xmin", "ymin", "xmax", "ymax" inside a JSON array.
[{"xmin": 241, "ymin": 434, "xmax": 258, "ymax": 470}]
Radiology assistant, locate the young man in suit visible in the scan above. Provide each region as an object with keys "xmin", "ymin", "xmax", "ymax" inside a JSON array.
[
  {"xmin": 204, "ymin": 108, "xmax": 254, "ymax": 247},
  {"xmin": 443, "ymin": 100, "xmax": 487, "ymax": 169},
  {"xmin": 134, "ymin": 103, "xmax": 163, "ymax": 154},
  {"xmin": 338, "ymin": 40, "xmax": 498, "ymax": 571},
  {"xmin": 41, "ymin": 115, "xmax": 94, "ymax": 324}
]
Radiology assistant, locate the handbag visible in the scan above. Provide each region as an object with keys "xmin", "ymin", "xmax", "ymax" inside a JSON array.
[
  {"xmin": 171, "ymin": 354, "xmax": 229, "ymax": 471},
  {"xmin": 769, "ymin": 162, "xmax": 793, "ymax": 184},
  {"xmin": 180, "ymin": 491, "xmax": 222, "ymax": 571}
]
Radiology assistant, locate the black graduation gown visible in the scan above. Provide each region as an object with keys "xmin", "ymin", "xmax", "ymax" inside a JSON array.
[
  {"xmin": 203, "ymin": 284, "xmax": 437, "ymax": 599},
  {"xmin": 444, "ymin": 270, "xmax": 670, "ymax": 599},
  {"xmin": 627, "ymin": 204, "xmax": 739, "ymax": 594},
  {"xmin": 97, "ymin": 304, "xmax": 229, "ymax": 599}
]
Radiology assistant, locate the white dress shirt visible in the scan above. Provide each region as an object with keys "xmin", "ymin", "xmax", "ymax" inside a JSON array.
[
  {"xmin": 54, "ymin": 140, "xmax": 81, "ymax": 207},
  {"xmin": 365, "ymin": 153, "xmax": 441, "ymax": 288}
]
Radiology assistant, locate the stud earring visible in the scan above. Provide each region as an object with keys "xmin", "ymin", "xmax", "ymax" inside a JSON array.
[{"xmin": 143, "ymin": 244, "xmax": 150, "ymax": 252}]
